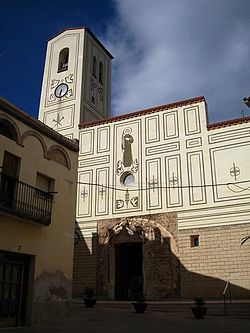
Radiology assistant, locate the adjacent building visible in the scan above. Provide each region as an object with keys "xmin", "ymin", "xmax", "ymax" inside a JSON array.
[{"xmin": 0, "ymin": 97, "xmax": 79, "ymax": 327}]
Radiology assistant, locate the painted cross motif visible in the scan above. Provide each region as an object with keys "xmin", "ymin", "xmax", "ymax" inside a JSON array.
[
  {"xmin": 53, "ymin": 113, "xmax": 64, "ymax": 128},
  {"xmin": 230, "ymin": 162, "xmax": 240, "ymax": 181},
  {"xmin": 169, "ymin": 172, "xmax": 178, "ymax": 188},
  {"xmin": 81, "ymin": 187, "xmax": 88, "ymax": 201},
  {"xmin": 148, "ymin": 175, "xmax": 158, "ymax": 192},
  {"xmin": 98, "ymin": 184, "xmax": 106, "ymax": 199}
]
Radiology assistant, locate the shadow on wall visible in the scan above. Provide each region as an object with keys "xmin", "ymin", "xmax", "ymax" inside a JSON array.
[
  {"xmin": 72, "ymin": 222, "xmax": 250, "ymax": 300},
  {"xmin": 72, "ymin": 223, "xmax": 97, "ymax": 297}
]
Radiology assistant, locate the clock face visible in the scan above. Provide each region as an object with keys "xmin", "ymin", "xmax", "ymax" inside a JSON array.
[{"xmin": 55, "ymin": 83, "xmax": 68, "ymax": 98}]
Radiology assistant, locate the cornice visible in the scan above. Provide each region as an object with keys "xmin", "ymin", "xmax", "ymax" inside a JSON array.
[
  {"xmin": 207, "ymin": 116, "xmax": 250, "ymax": 130},
  {"xmin": 0, "ymin": 97, "xmax": 79, "ymax": 152}
]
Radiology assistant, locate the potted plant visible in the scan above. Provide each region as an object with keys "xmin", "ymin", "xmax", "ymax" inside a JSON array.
[
  {"xmin": 83, "ymin": 287, "xmax": 97, "ymax": 308},
  {"xmin": 132, "ymin": 292, "xmax": 148, "ymax": 313},
  {"xmin": 191, "ymin": 297, "xmax": 207, "ymax": 319}
]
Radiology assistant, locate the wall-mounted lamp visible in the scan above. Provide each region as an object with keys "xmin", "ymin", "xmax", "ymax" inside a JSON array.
[{"xmin": 243, "ymin": 96, "xmax": 250, "ymax": 108}]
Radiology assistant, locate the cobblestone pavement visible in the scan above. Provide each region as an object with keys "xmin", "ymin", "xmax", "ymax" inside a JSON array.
[{"xmin": 1, "ymin": 303, "xmax": 250, "ymax": 333}]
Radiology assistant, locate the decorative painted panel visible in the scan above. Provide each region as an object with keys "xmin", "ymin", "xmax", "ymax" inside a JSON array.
[
  {"xmin": 210, "ymin": 143, "xmax": 250, "ymax": 202},
  {"xmin": 97, "ymin": 126, "xmax": 110, "ymax": 152},
  {"xmin": 95, "ymin": 167, "xmax": 109, "ymax": 216},
  {"xmin": 65, "ymin": 133, "xmax": 74, "ymax": 139},
  {"xmin": 79, "ymin": 155, "xmax": 110, "ymax": 168},
  {"xmin": 146, "ymin": 142, "xmax": 180, "ymax": 156},
  {"xmin": 77, "ymin": 170, "xmax": 93, "ymax": 217},
  {"xmin": 79, "ymin": 129, "xmax": 94, "ymax": 155},
  {"xmin": 83, "ymin": 37, "xmax": 109, "ymax": 118},
  {"xmin": 186, "ymin": 137, "xmax": 202, "ymax": 149},
  {"xmin": 145, "ymin": 115, "xmax": 160, "ymax": 143},
  {"xmin": 165, "ymin": 155, "xmax": 183, "ymax": 207},
  {"xmin": 43, "ymin": 105, "xmax": 75, "ymax": 131},
  {"xmin": 163, "ymin": 110, "xmax": 179, "ymax": 139},
  {"xmin": 184, "ymin": 106, "xmax": 201, "ymax": 135},
  {"xmin": 113, "ymin": 120, "xmax": 141, "ymax": 214},
  {"xmin": 146, "ymin": 158, "xmax": 162, "ymax": 210},
  {"xmin": 187, "ymin": 151, "xmax": 206, "ymax": 205},
  {"xmin": 208, "ymin": 127, "xmax": 250, "ymax": 144}
]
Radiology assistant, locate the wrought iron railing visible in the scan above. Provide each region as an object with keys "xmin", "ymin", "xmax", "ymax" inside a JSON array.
[{"xmin": 0, "ymin": 172, "xmax": 53, "ymax": 225}]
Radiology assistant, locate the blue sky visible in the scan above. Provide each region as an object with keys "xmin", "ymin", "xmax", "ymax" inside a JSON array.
[{"xmin": 1, "ymin": 0, "xmax": 250, "ymax": 123}]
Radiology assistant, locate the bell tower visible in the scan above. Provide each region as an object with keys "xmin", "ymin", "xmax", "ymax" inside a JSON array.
[{"xmin": 38, "ymin": 28, "xmax": 113, "ymax": 139}]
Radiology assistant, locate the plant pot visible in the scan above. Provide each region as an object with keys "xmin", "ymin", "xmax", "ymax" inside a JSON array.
[
  {"xmin": 132, "ymin": 302, "xmax": 148, "ymax": 313},
  {"xmin": 84, "ymin": 298, "xmax": 97, "ymax": 308},
  {"xmin": 191, "ymin": 306, "xmax": 207, "ymax": 319}
]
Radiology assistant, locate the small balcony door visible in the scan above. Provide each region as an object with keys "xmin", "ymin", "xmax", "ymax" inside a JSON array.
[{"xmin": 0, "ymin": 152, "xmax": 20, "ymax": 208}]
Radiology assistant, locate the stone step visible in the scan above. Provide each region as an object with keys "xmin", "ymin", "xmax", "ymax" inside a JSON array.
[{"xmin": 73, "ymin": 299, "xmax": 250, "ymax": 318}]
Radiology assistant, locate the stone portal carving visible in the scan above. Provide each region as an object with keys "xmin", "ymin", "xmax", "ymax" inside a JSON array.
[{"xmin": 96, "ymin": 213, "xmax": 179, "ymax": 300}]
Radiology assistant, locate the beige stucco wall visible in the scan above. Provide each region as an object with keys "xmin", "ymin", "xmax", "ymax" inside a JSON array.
[{"xmin": 0, "ymin": 107, "xmax": 78, "ymax": 323}]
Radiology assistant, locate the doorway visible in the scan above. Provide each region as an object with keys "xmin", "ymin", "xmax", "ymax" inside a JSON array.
[
  {"xmin": 115, "ymin": 242, "xmax": 143, "ymax": 300},
  {"xmin": 0, "ymin": 251, "xmax": 30, "ymax": 327},
  {"xmin": 0, "ymin": 152, "xmax": 20, "ymax": 209}
]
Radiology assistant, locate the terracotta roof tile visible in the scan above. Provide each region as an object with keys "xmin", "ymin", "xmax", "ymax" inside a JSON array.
[{"xmin": 207, "ymin": 116, "xmax": 250, "ymax": 130}]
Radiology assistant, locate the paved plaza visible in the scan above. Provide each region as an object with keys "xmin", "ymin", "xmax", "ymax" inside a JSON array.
[{"xmin": 1, "ymin": 302, "xmax": 250, "ymax": 333}]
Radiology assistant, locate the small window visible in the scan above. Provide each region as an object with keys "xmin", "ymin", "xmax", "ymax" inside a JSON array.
[
  {"xmin": 36, "ymin": 173, "xmax": 54, "ymax": 194},
  {"xmin": 99, "ymin": 61, "xmax": 103, "ymax": 84},
  {"xmin": 92, "ymin": 56, "xmax": 97, "ymax": 77},
  {"xmin": 190, "ymin": 235, "xmax": 199, "ymax": 247},
  {"xmin": 120, "ymin": 172, "xmax": 135, "ymax": 187},
  {"xmin": 2, "ymin": 151, "xmax": 20, "ymax": 178},
  {"xmin": 58, "ymin": 48, "xmax": 69, "ymax": 72},
  {"xmin": 0, "ymin": 120, "xmax": 18, "ymax": 142}
]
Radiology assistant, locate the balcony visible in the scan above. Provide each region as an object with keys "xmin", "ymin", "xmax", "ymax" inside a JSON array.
[{"xmin": 0, "ymin": 173, "xmax": 53, "ymax": 226}]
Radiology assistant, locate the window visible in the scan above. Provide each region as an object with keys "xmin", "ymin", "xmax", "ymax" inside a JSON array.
[
  {"xmin": 92, "ymin": 56, "xmax": 97, "ymax": 77},
  {"xmin": 1, "ymin": 152, "xmax": 20, "ymax": 208},
  {"xmin": 120, "ymin": 172, "xmax": 135, "ymax": 187},
  {"xmin": 99, "ymin": 61, "xmax": 103, "ymax": 84},
  {"xmin": 2, "ymin": 151, "xmax": 20, "ymax": 178},
  {"xmin": 0, "ymin": 120, "xmax": 18, "ymax": 142},
  {"xmin": 58, "ymin": 48, "xmax": 69, "ymax": 72},
  {"xmin": 36, "ymin": 173, "xmax": 54, "ymax": 195},
  {"xmin": 190, "ymin": 235, "xmax": 200, "ymax": 247}
]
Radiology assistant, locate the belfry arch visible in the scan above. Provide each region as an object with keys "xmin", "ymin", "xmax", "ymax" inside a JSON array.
[{"xmin": 96, "ymin": 213, "xmax": 180, "ymax": 300}]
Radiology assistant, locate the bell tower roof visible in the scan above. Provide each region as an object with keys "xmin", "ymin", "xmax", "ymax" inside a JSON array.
[{"xmin": 48, "ymin": 27, "xmax": 113, "ymax": 59}]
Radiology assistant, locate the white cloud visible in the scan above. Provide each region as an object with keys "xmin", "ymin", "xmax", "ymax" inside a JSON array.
[{"xmin": 104, "ymin": 0, "xmax": 250, "ymax": 122}]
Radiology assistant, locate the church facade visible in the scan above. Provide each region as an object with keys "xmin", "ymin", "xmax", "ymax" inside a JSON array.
[{"xmin": 38, "ymin": 28, "xmax": 250, "ymax": 301}]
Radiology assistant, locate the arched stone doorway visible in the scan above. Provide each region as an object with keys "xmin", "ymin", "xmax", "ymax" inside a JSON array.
[{"xmin": 96, "ymin": 213, "xmax": 179, "ymax": 300}]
